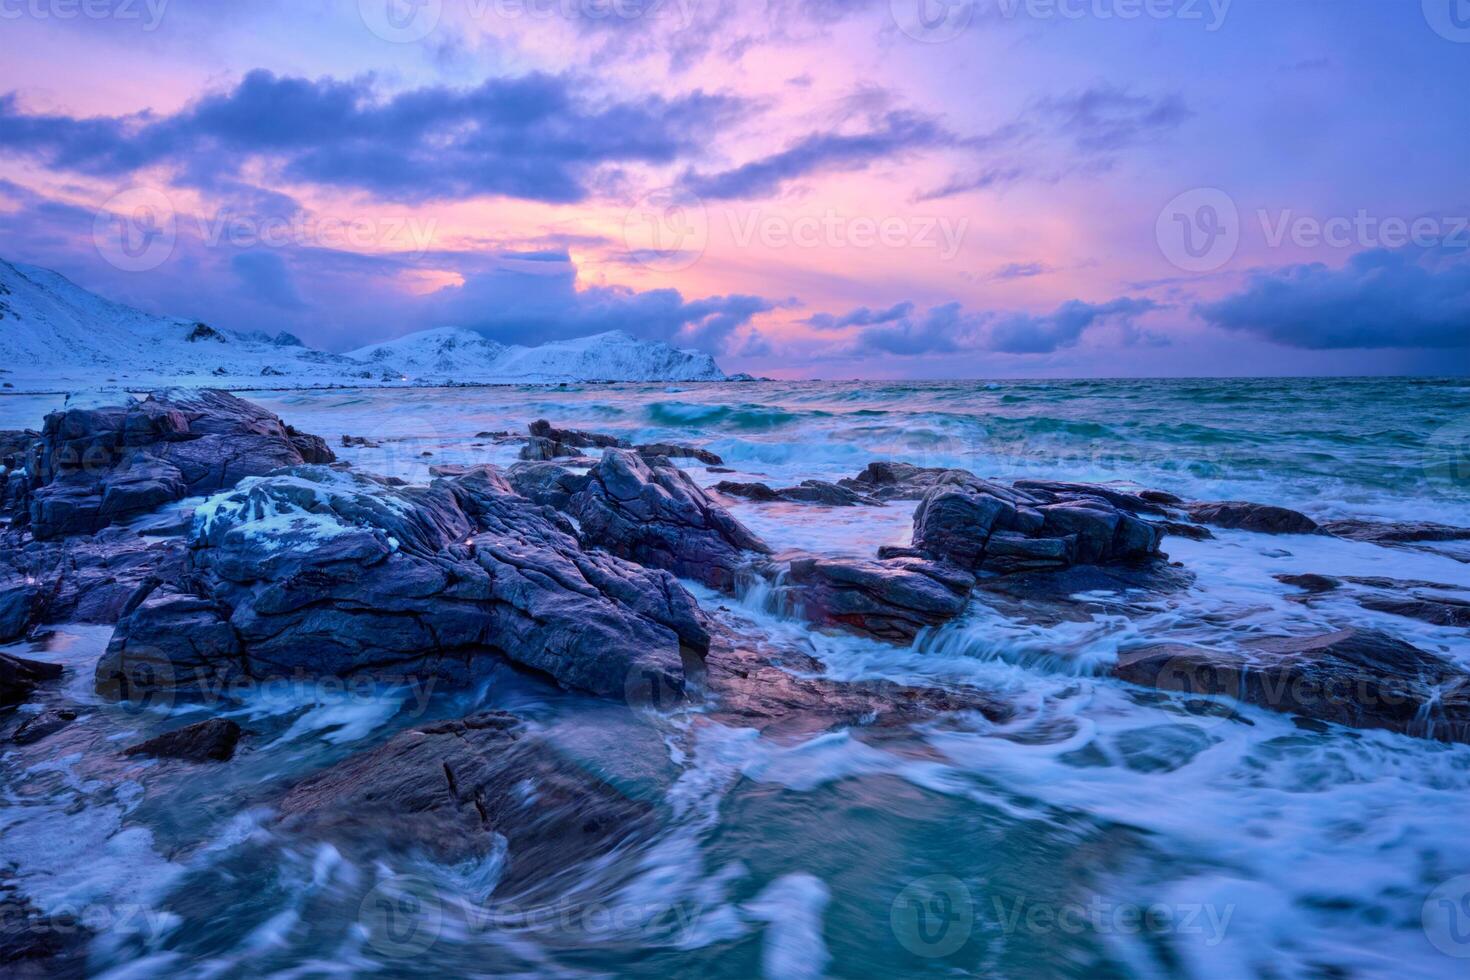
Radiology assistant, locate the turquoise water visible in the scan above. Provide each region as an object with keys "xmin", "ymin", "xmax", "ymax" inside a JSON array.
[{"xmin": 2, "ymin": 378, "xmax": 1468, "ymax": 977}]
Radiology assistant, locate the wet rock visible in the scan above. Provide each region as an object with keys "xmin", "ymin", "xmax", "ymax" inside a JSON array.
[
  {"xmin": 0, "ymin": 529, "xmax": 186, "ymax": 640},
  {"xmin": 0, "ymin": 651, "xmax": 63, "ymax": 708},
  {"xmin": 7, "ymin": 707, "xmax": 79, "ymax": 745},
  {"xmin": 277, "ymin": 712, "xmax": 655, "ymax": 897},
  {"xmin": 1159, "ymin": 520, "xmax": 1213, "ymax": 541},
  {"xmin": 637, "ymin": 443, "xmax": 724, "ymax": 466},
  {"xmin": 123, "ymin": 718, "xmax": 242, "ymax": 762},
  {"xmin": 101, "ymin": 465, "xmax": 708, "ymax": 702},
  {"xmin": 912, "ymin": 478, "xmax": 1162, "ymax": 573},
  {"xmin": 1013, "ymin": 479, "xmax": 1173, "ymax": 516},
  {"xmin": 778, "ymin": 555, "xmax": 975, "ymax": 643},
  {"xmin": 26, "ymin": 389, "xmax": 335, "ymax": 540},
  {"xmin": 838, "ymin": 461, "xmax": 967, "ymax": 502},
  {"xmin": 286, "ymin": 426, "xmax": 336, "ymax": 465},
  {"xmin": 506, "ymin": 460, "xmax": 591, "ymax": 511},
  {"xmin": 0, "ymin": 877, "xmax": 89, "ymax": 979},
  {"xmin": 1321, "ymin": 518, "xmax": 1470, "ymax": 545},
  {"xmin": 340, "ymin": 434, "xmax": 381, "ymax": 449},
  {"xmin": 1185, "ymin": 501, "xmax": 1320, "ymax": 535},
  {"xmin": 1275, "ymin": 573, "xmax": 1342, "ymax": 594},
  {"xmin": 572, "ymin": 449, "xmax": 771, "ymax": 590},
  {"xmin": 716, "ymin": 480, "xmax": 880, "ymax": 507},
  {"xmin": 522, "ymin": 419, "xmax": 628, "ymax": 460},
  {"xmin": 1114, "ymin": 628, "xmax": 1470, "ymax": 744},
  {"xmin": 702, "ymin": 622, "xmax": 1011, "ymax": 738}
]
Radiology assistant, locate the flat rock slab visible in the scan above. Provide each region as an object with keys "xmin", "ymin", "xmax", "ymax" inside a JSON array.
[
  {"xmin": 1186, "ymin": 501, "xmax": 1320, "ymax": 535},
  {"xmin": 276, "ymin": 712, "xmax": 656, "ymax": 899},
  {"xmin": 1114, "ymin": 628, "xmax": 1470, "ymax": 744}
]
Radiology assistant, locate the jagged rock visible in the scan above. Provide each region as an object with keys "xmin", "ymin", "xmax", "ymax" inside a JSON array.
[
  {"xmin": 0, "ymin": 568, "xmax": 36, "ymax": 643},
  {"xmin": 838, "ymin": 461, "xmax": 968, "ymax": 502},
  {"xmin": 1320, "ymin": 519, "xmax": 1470, "ymax": 545},
  {"xmin": 0, "ymin": 429, "xmax": 38, "ymax": 463},
  {"xmin": 286, "ymin": 426, "xmax": 335, "ymax": 464},
  {"xmin": 123, "ymin": 718, "xmax": 242, "ymax": 762},
  {"xmin": 341, "ymin": 435, "xmax": 381, "ymax": 449},
  {"xmin": 0, "ymin": 529, "xmax": 186, "ymax": 640},
  {"xmin": 1114, "ymin": 628, "xmax": 1470, "ymax": 744},
  {"xmin": 911, "ymin": 476, "xmax": 1162, "ymax": 573},
  {"xmin": 572, "ymin": 449, "xmax": 770, "ymax": 590},
  {"xmin": 637, "ymin": 443, "xmax": 724, "ymax": 466},
  {"xmin": 1013, "ymin": 479, "xmax": 1173, "ymax": 516},
  {"xmin": 778, "ymin": 555, "xmax": 975, "ymax": 642},
  {"xmin": 506, "ymin": 460, "xmax": 590, "ymax": 511},
  {"xmin": 100, "ymin": 465, "xmax": 709, "ymax": 702},
  {"xmin": 276, "ymin": 712, "xmax": 655, "ymax": 897},
  {"xmin": 521, "ymin": 419, "xmax": 628, "ymax": 460},
  {"xmin": 0, "ymin": 651, "xmax": 63, "ymax": 708},
  {"xmin": 1186, "ymin": 501, "xmax": 1320, "ymax": 535},
  {"xmin": 26, "ymin": 389, "xmax": 335, "ymax": 539},
  {"xmin": 716, "ymin": 480, "xmax": 880, "ymax": 507}
]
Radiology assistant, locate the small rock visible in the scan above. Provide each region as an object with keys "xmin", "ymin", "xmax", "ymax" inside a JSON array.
[
  {"xmin": 123, "ymin": 718, "xmax": 243, "ymax": 762},
  {"xmin": 1186, "ymin": 501, "xmax": 1320, "ymax": 535}
]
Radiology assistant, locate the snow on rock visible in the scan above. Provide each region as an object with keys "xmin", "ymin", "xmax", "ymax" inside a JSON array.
[
  {"xmin": 0, "ymin": 257, "xmax": 728, "ymax": 391},
  {"xmin": 347, "ymin": 328, "xmax": 726, "ymax": 384}
]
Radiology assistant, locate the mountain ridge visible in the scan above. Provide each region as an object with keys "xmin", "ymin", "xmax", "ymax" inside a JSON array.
[{"xmin": 0, "ymin": 258, "xmax": 726, "ymax": 391}]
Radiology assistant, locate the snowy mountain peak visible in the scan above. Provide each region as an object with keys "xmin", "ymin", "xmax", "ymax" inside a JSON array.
[{"xmin": 0, "ymin": 258, "xmax": 728, "ymax": 390}]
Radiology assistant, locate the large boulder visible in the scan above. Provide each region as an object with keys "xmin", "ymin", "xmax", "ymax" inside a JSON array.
[
  {"xmin": 571, "ymin": 449, "xmax": 771, "ymax": 590},
  {"xmin": 26, "ymin": 390, "xmax": 336, "ymax": 539},
  {"xmin": 1186, "ymin": 501, "xmax": 1320, "ymax": 535},
  {"xmin": 123, "ymin": 718, "xmax": 242, "ymax": 762},
  {"xmin": 98, "ymin": 465, "xmax": 709, "ymax": 702},
  {"xmin": 276, "ymin": 712, "xmax": 655, "ymax": 898},
  {"xmin": 1114, "ymin": 628, "xmax": 1470, "ymax": 744},
  {"xmin": 911, "ymin": 475, "xmax": 1163, "ymax": 574}
]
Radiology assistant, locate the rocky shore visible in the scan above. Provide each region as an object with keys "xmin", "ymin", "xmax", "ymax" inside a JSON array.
[{"xmin": 3, "ymin": 390, "xmax": 1468, "ymax": 971}]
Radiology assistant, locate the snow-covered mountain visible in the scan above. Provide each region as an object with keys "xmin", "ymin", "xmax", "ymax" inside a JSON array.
[
  {"xmin": 0, "ymin": 259, "xmax": 726, "ymax": 391},
  {"xmin": 347, "ymin": 328, "xmax": 725, "ymax": 383}
]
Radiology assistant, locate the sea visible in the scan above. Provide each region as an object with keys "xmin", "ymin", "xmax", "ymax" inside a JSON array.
[{"xmin": 1, "ymin": 377, "xmax": 1468, "ymax": 978}]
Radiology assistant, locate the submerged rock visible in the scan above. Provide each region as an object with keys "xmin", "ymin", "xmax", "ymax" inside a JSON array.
[
  {"xmin": 1185, "ymin": 501, "xmax": 1320, "ymax": 535},
  {"xmin": 637, "ymin": 443, "xmax": 724, "ymax": 466},
  {"xmin": 716, "ymin": 480, "xmax": 880, "ymax": 507},
  {"xmin": 123, "ymin": 718, "xmax": 242, "ymax": 762},
  {"xmin": 1114, "ymin": 628, "xmax": 1470, "ymax": 744},
  {"xmin": 521, "ymin": 419, "xmax": 627, "ymax": 460},
  {"xmin": 1320, "ymin": 518, "xmax": 1470, "ymax": 545},
  {"xmin": 838, "ymin": 461, "xmax": 968, "ymax": 502},
  {"xmin": 25, "ymin": 389, "xmax": 336, "ymax": 540},
  {"xmin": 99, "ymin": 465, "xmax": 709, "ymax": 702},
  {"xmin": 0, "ymin": 651, "xmax": 63, "ymax": 708},
  {"xmin": 277, "ymin": 712, "xmax": 655, "ymax": 898}
]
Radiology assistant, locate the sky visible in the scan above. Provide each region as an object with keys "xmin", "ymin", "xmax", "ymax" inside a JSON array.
[{"xmin": 0, "ymin": 0, "xmax": 1467, "ymax": 378}]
